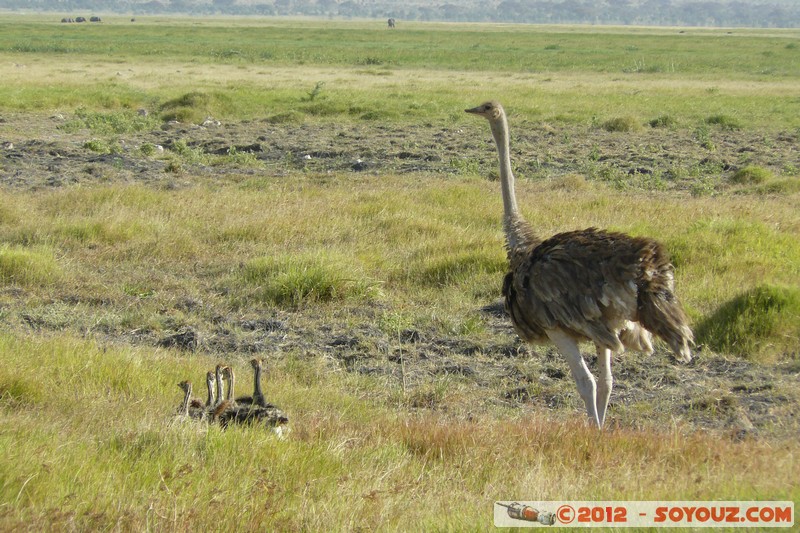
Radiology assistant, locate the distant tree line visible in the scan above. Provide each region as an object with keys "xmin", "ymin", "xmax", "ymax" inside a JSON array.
[{"xmin": 6, "ymin": 0, "xmax": 800, "ymax": 28}]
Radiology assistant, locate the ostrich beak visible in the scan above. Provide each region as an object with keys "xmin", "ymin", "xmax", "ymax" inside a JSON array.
[{"xmin": 464, "ymin": 106, "xmax": 482, "ymax": 114}]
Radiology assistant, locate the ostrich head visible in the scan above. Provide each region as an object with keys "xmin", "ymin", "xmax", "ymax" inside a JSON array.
[
  {"xmin": 178, "ymin": 380, "xmax": 191, "ymax": 392},
  {"xmin": 249, "ymin": 357, "xmax": 262, "ymax": 369},
  {"xmin": 465, "ymin": 101, "xmax": 504, "ymax": 121}
]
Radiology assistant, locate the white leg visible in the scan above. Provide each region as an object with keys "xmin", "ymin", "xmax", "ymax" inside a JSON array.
[
  {"xmin": 595, "ymin": 346, "xmax": 613, "ymax": 428},
  {"xmin": 547, "ymin": 329, "xmax": 600, "ymax": 428}
]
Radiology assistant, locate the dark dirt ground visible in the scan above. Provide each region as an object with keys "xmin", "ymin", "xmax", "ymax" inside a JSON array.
[
  {"xmin": 1, "ymin": 112, "xmax": 798, "ymax": 191},
  {"xmin": 2, "ymin": 112, "xmax": 799, "ymax": 441}
]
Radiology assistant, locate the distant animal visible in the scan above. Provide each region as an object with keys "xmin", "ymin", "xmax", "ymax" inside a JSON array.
[
  {"xmin": 90, "ymin": 16, "xmax": 101, "ymax": 22},
  {"xmin": 218, "ymin": 359, "xmax": 289, "ymax": 433},
  {"xmin": 75, "ymin": 17, "xmax": 86, "ymax": 23},
  {"xmin": 204, "ymin": 371, "xmax": 216, "ymax": 409},
  {"xmin": 177, "ymin": 381, "xmax": 207, "ymax": 420},
  {"xmin": 388, "ymin": 18, "xmax": 396, "ymax": 29},
  {"xmin": 465, "ymin": 100, "xmax": 694, "ymax": 428}
]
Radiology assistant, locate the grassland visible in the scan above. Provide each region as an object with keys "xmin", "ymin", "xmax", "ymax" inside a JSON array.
[{"xmin": 0, "ymin": 15, "xmax": 799, "ymax": 531}]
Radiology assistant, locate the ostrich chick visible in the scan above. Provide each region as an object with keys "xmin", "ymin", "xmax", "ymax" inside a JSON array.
[
  {"xmin": 466, "ymin": 100, "xmax": 693, "ymax": 428},
  {"xmin": 177, "ymin": 380, "xmax": 206, "ymax": 420}
]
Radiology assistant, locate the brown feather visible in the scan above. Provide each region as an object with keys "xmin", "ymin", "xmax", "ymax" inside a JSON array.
[{"xmin": 505, "ymin": 227, "xmax": 692, "ymax": 356}]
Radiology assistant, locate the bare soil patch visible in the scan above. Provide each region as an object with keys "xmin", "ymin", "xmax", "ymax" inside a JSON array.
[{"xmin": 2, "ymin": 113, "xmax": 798, "ymax": 190}]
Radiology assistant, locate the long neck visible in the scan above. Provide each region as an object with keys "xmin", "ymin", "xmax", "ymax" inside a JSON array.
[
  {"xmin": 490, "ymin": 114, "xmax": 518, "ymax": 219},
  {"xmin": 490, "ymin": 114, "xmax": 537, "ymax": 252},
  {"xmin": 215, "ymin": 369, "xmax": 224, "ymax": 406},
  {"xmin": 226, "ymin": 369, "xmax": 234, "ymax": 401},
  {"xmin": 206, "ymin": 376, "xmax": 214, "ymax": 407},
  {"xmin": 253, "ymin": 362, "xmax": 264, "ymax": 402},
  {"xmin": 181, "ymin": 385, "xmax": 191, "ymax": 416}
]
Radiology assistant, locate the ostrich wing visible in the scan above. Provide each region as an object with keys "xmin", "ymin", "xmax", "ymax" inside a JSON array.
[{"xmin": 505, "ymin": 228, "xmax": 654, "ymax": 351}]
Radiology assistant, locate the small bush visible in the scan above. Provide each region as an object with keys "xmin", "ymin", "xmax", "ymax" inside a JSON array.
[
  {"xmin": 601, "ymin": 116, "xmax": 642, "ymax": 132},
  {"xmin": 730, "ymin": 165, "xmax": 773, "ymax": 185},
  {"xmin": 696, "ymin": 284, "xmax": 800, "ymax": 361},
  {"xmin": 139, "ymin": 143, "xmax": 158, "ymax": 156},
  {"xmin": 705, "ymin": 114, "xmax": 742, "ymax": 130},
  {"xmin": 694, "ymin": 126, "xmax": 715, "ymax": 150},
  {"xmin": 61, "ymin": 108, "xmax": 159, "ymax": 134},
  {"xmin": 83, "ymin": 139, "xmax": 116, "ymax": 154},
  {"xmin": 649, "ymin": 115, "xmax": 676, "ymax": 128},
  {"xmin": 160, "ymin": 91, "xmax": 233, "ymax": 124},
  {"xmin": 240, "ymin": 252, "xmax": 378, "ymax": 307},
  {"xmin": 0, "ymin": 245, "xmax": 60, "ymax": 286}
]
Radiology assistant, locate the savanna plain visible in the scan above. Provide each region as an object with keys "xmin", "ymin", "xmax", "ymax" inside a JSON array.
[{"xmin": 0, "ymin": 15, "xmax": 799, "ymax": 531}]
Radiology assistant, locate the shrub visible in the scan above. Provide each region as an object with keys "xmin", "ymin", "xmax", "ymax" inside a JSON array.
[
  {"xmin": 62, "ymin": 108, "xmax": 159, "ymax": 134},
  {"xmin": 696, "ymin": 284, "xmax": 800, "ymax": 361},
  {"xmin": 649, "ymin": 115, "xmax": 676, "ymax": 128},
  {"xmin": 160, "ymin": 91, "xmax": 233, "ymax": 124},
  {"xmin": 601, "ymin": 116, "xmax": 642, "ymax": 132},
  {"xmin": 730, "ymin": 166, "xmax": 773, "ymax": 185},
  {"xmin": 705, "ymin": 114, "xmax": 742, "ymax": 130}
]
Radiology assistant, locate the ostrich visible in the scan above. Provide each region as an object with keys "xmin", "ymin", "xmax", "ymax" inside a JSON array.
[
  {"xmin": 465, "ymin": 100, "xmax": 693, "ymax": 428},
  {"xmin": 248, "ymin": 357, "xmax": 268, "ymax": 407},
  {"xmin": 217, "ymin": 359, "xmax": 289, "ymax": 433},
  {"xmin": 223, "ymin": 358, "xmax": 262, "ymax": 407},
  {"xmin": 205, "ymin": 371, "xmax": 216, "ymax": 408},
  {"xmin": 388, "ymin": 18, "xmax": 396, "ymax": 29},
  {"xmin": 177, "ymin": 381, "xmax": 206, "ymax": 420}
]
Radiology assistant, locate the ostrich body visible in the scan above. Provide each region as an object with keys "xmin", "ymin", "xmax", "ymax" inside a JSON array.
[{"xmin": 466, "ymin": 101, "xmax": 693, "ymax": 428}]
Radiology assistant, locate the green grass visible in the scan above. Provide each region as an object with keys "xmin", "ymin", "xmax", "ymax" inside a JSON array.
[
  {"xmin": 0, "ymin": 17, "xmax": 798, "ymax": 130},
  {"xmin": 0, "ymin": 333, "xmax": 797, "ymax": 531},
  {"xmin": 0, "ymin": 244, "xmax": 60, "ymax": 286},
  {"xmin": 705, "ymin": 113, "xmax": 743, "ymax": 130},
  {"xmin": 601, "ymin": 115, "xmax": 642, "ymax": 132},
  {"xmin": 731, "ymin": 165, "xmax": 774, "ymax": 184},
  {"xmin": 0, "ymin": 178, "xmax": 797, "ymax": 351},
  {"xmin": 696, "ymin": 284, "xmax": 800, "ymax": 361},
  {"xmin": 239, "ymin": 252, "xmax": 380, "ymax": 307}
]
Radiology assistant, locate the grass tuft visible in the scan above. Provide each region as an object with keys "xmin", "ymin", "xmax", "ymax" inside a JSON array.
[
  {"xmin": 649, "ymin": 114, "xmax": 676, "ymax": 128},
  {"xmin": 696, "ymin": 284, "xmax": 800, "ymax": 361},
  {"xmin": 62, "ymin": 108, "xmax": 159, "ymax": 135},
  {"xmin": 705, "ymin": 114, "xmax": 742, "ymax": 130},
  {"xmin": 748, "ymin": 176, "xmax": 800, "ymax": 195},
  {"xmin": 730, "ymin": 165, "xmax": 773, "ymax": 185},
  {"xmin": 601, "ymin": 116, "xmax": 642, "ymax": 132},
  {"xmin": 0, "ymin": 245, "xmax": 60, "ymax": 286},
  {"xmin": 239, "ymin": 252, "xmax": 379, "ymax": 307},
  {"xmin": 160, "ymin": 91, "xmax": 234, "ymax": 124}
]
